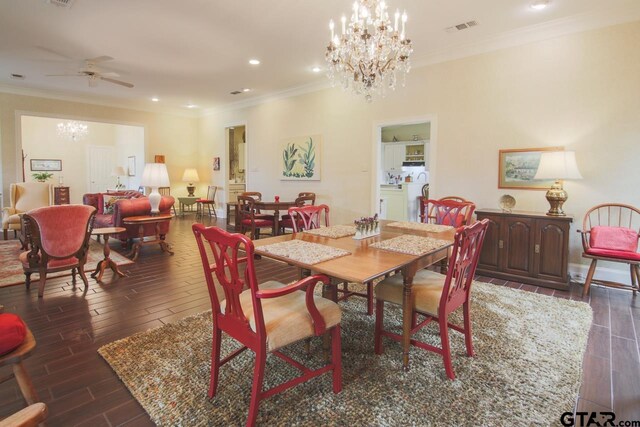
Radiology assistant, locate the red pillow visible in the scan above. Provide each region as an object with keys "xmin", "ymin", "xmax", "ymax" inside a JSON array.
[
  {"xmin": 590, "ymin": 226, "xmax": 639, "ymax": 253},
  {"xmin": 0, "ymin": 313, "xmax": 27, "ymax": 355}
]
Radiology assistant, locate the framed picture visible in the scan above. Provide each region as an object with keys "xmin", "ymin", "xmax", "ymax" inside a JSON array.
[
  {"xmin": 154, "ymin": 155, "xmax": 165, "ymax": 163},
  {"xmin": 128, "ymin": 156, "xmax": 136, "ymax": 176},
  {"xmin": 30, "ymin": 159, "xmax": 62, "ymax": 171},
  {"xmin": 498, "ymin": 147, "xmax": 563, "ymax": 189},
  {"xmin": 281, "ymin": 135, "xmax": 321, "ymax": 181},
  {"xmin": 213, "ymin": 157, "xmax": 220, "ymax": 171}
]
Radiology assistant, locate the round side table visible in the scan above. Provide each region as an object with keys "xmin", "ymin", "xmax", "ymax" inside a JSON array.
[{"xmin": 91, "ymin": 227, "xmax": 127, "ymax": 282}]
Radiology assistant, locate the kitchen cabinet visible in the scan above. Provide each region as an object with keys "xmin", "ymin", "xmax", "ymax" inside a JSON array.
[
  {"xmin": 383, "ymin": 144, "xmax": 405, "ymax": 172},
  {"xmin": 475, "ymin": 209, "xmax": 572, "ymax": 290},
  {"xmin": 227, "ymin": 183, "xmax": 246, "ymax": 204},
  {"xmin": 405, "ymin": 144, "xmax": 425, "ymax": 162},
  {"xmin": 380, "ymin": 185, "xmax": 408, "ymax": 221}
]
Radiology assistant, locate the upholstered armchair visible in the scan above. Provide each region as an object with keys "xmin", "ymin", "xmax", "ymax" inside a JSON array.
[{"xmin": 2, "ymin": 182, "xmax": 54, "ymax": 240}]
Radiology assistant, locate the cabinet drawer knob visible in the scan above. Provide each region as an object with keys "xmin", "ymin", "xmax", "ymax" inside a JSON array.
[
  {"xmin": 535, "ymin": 244, "xmax": 540, "ymax": 254},
  {"xmin": 498, "ymin": 239, "xmax": 504, "ymax": 249}
]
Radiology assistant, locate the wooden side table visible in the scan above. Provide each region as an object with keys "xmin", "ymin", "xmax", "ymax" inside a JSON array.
[
  {"xmin": 54, "ymin": 186, "xmax": 70, "ymax": 205},
  {"xmin": 91, "ymin": 227, "xmax": 127, "ymax": 282},
  {"xmin": 123, "ymin": 215, "xmax": 174, "ymax": 261},
  {"xmin": 178, "ymin": 196, "xmax": 198, "ymax": 216}
]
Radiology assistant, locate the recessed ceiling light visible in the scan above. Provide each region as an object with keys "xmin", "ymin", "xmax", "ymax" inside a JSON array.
[
  {"xmin": 242, "ymin": 88, "xmax": 251, "ymax": 92},
  {"xmin": 186, "ymin": 104, "xmax": 197, "ymax": 109},
  {"xmin": 151, "ymin": 97, "xmax": 159, "ymax": 102},
  {"xmin": 312, "ymin": 67, "xmax": 321, "ymax": 73},
  {"xmin": 249, "ymin": 59, "xmax": 260, "ymax": 65},
  {"xmin": 530, "ymin": 0, "xmax": 549, "ymax": 10}
]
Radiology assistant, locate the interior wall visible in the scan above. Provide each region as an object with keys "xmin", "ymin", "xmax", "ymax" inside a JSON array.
[
  {"xmin": 114, "ymin": 125, "xmax": 145, "ymax": 191},
  {"xmin": 199, "ymin": 21, "xmax": 640, "ymax": 271},
  {"xmin": 0, "ymin": 93, "xmax": 199, "ymax": 204}
]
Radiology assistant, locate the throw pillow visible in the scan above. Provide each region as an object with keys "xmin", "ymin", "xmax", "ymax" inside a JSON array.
[
  {"xmin": 103, "ymin": 196, "xmax": 127, "ymax": 215},
  {"xmin": 590, "ymin": 226, "xmax": 639, "ymax": 252},
  {"xmin": 0, "ymin": 313, "xmax": 27, "ymax": 355}
]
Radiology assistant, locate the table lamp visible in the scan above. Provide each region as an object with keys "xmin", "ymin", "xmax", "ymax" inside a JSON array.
[
  {"xmin": 181, "ymin": 168, "xmax": 199, "ymax": 197},
  {"xmin": 140, "ymin": 163, "xmax": 170, "ymax": 214},
  {"xmin": 111, "ymin": 166, "xmax": 126, "ymax": 190},
  {"xmin": 533, "ymin": 151, "xmax": 582, "ymax": 216}
]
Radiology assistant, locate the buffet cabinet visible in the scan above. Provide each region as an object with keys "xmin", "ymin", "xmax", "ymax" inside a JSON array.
[
  {"xmin": 54, "ymin": 186, "xmax": 70, "ymax": 205},
  {"xmin": 475, "ymin": 209, "xmax": 572, "ymax": 290}
]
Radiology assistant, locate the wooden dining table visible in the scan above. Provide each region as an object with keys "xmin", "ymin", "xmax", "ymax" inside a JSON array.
[{"xmin": 253, "ymin": 220, "xmax": 456, "ymax": 370}]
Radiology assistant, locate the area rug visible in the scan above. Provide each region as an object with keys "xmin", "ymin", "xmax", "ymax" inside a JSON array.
[
  {"xmin": 99, "ymin": 282, "xmax": 592, "ymax": 426},
  {"xmin": 0, "ymin": 239, "xmax": 133, "ymax": 288}
]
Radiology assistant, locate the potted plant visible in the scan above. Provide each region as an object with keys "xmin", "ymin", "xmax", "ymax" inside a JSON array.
[{"xmin": 32, "ymin": 172, "xmax": 53, "ymax": 182}]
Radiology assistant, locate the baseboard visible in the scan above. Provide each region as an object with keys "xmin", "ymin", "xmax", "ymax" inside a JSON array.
[{"xmin": 568, "ymin": 262, "xmax": 633, "ymax": 286}]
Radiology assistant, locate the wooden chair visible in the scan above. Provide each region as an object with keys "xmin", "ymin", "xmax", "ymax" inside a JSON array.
[
  {"xmin": 0, "ymin": 403, "xmax": 48, "ymax": 427},
  {"xmin": 192, "ymin": 224, "xmax": 342, "ymax": 426},
  {"xmin": 21, "ymin": 205, "xmax": 96, "ymax": 297},
  {"xmin": 196, "ymin": 185, "xmax": 218, "ymax": 219},
  {"xmin": 578, "ymin": 203, "xmax": 640, "ymax": 296},
  {"xmin": 0, "ymin": 306, "xmax": 39, "ymax": 412},
  {"xmin": 158, "ymin": 187, "xmax": 178, "ymax": 216},
  {"xmin": 240, "ymin": 192, "xmax": 273, "ymax": 220},
  {"xmin": 237, "ymin": 195, "xmax": 275, "ymax": 240},
  {"xmin": 280, "ymin": 193, "xmax": 317, "ymax": 234},
  {"xmin": 419, "ymin": 198, "xmax": 476, "ymax": 227},
  {"xmin": 374, "ymin": 219, "xmax": 489, "ymax": 379}
]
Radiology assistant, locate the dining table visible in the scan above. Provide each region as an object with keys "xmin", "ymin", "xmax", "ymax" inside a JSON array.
[{"xmin": 253, "ymin": 220, "xmax": 456, "ymax": 370}]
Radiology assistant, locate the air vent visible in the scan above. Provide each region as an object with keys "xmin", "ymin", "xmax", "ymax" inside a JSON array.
[
  {"xmin": 230, "ymin": 90, "xmax": 242, "ymax": 95},
  {"xmin": 9, "ymin": 73, "xmax": 25, "ymax": 80},
  {"xmin": 45, "ymin": 0, "xmax": 75, "ymax": 8},
  {"xmin": 445, "ymin": 20, "xmax": 479, "ymax": 33}
]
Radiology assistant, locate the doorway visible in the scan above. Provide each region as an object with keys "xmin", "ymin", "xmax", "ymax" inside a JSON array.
[
  {"xmin": 374, "ymin": 117, "xmax": 436, "ymax": 221},
  {"xmin": 225, "ymin": 124, "xmax": 247, "ymax": 206},
  {"xmin": 87, "ymin": 146, "xmax": 114, "ymax": 193}
]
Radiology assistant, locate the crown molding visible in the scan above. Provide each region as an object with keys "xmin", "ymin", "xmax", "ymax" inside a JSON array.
[{"xmin": 0, "ymin": 83, "xmax": 200, "ymax": 119}]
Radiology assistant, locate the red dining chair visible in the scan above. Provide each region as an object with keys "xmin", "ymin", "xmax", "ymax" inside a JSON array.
[
  {"xmin": 578, "ymin": 203, "xmax": 640, "ymax": 296},
  {"xmin": 279, "ymin": 193, "xmax": 316, "ymax": 234},
  {"xmin": 196, "ymin": 185, "xmax": 218, "ymax": 219},
  {"xmin": 374, "ymin": 219, "xmax": 489, "ymax": 379},
  {"xmin": 192, "ymin": 224, "xmax": 342, "ymax": 426},
  {"xmin": 288, "ymin": 204, "xmax": 330, "ymax": 232},
  {"xmin": 20, "ymin": 205, "xmax": 96, "ymax": 297},
  {"xmin": 419, "ymin": 198, "xmax": 476, "ymax": 227},
  {"xmin": 237, "ymin": 195, "xmax": 275, "ymax": 240}
]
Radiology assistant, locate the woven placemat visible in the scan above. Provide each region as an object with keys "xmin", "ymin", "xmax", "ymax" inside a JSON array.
[
  {"xmin": 304, "ymin": 225, "xmax": 356, "ymax": 239},
  {"xmin": 370, "ymin": 234, "xmax": 450, "ymax": 256},
  {"xmin": 259, "ymin": 240, "xmax": 350, "ymax": 264},
  {"xmin": 387, "ymin": 222, "xmax": 454, "ymax": 233}
]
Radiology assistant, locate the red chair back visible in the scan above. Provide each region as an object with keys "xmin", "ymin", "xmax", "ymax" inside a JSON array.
[
  {"xmin": 192, "ymin": 224, "xmax": 265, "ymax": 341},
  {"xmin": 288, "ymin": 204, "xmax": 330, "ymax": 232},
  {"xmin": 421, "ymin": 199, "xmax": 476, "ymax": 227},
  {"xmin": 26, "ymin": 205, "xmax": 96, "ymax": 258},
  {"xmin": 439, "ymin": 219, "xmax": 489, "ymax": 317}
]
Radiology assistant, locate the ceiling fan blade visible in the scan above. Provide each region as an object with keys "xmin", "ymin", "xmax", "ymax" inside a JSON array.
[
  {"xmin": 100, "ymin": 76, "xmax": 134, "ymax": 88},
  {"xmin": 45, "ymin": 73, "xmax": 83, "ymax": 77},
  {"xmin": 87, "ymin": 55, "xmax": 113, "ymax": 63},
  {"xmin": 101, "ymin": 71, "xmax": 120, "ymax": 78}
]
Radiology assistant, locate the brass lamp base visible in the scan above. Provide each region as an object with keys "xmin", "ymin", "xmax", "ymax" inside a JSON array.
[
  {"xmin": 545, "ymin": 180, "xmax": 567, "ymax": 216},
  {"xmin": 186, "ymin": 185, "xmax": 195, "ymax": 197}
]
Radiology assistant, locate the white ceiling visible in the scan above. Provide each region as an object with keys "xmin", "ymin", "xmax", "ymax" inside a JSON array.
[{"xmin": 1, "ymin": 0, "xmax": 639, "ymax": 116}]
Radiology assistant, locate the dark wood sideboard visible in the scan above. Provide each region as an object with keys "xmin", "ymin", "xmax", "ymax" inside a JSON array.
[
  {"xmin": 475, "ymin": 209, "xmax": 573, "ymax": 290},
  {"xmin": 54, "ymin": 186, "xmax": 70, "ymax": 205}
]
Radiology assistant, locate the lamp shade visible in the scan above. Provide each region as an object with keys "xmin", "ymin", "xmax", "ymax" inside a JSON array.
[
  {"xmin": 140, "ymin": 163, "xmax": 170, "ymax": 187},
  {"xmin": 111, "ymin": 166, "xmax": 126, "ymax": 177},
  {"xmin": 181, "ymin": 168, "xmax": 200, "ymax": 183},
  {"xmin": 533, "ymin": 151, "xmax": 582, "ymax": 180}
]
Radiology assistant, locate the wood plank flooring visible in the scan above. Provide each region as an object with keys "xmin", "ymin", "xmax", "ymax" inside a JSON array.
[{"xmin": 1, "ymin": 216, "xmax": 639, "ymax": 426}]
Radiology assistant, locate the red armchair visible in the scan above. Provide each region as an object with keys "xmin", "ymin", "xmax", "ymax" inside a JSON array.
[{"xmin": 83, "ymin": 191, "xmax": 175, "ymax": 245}]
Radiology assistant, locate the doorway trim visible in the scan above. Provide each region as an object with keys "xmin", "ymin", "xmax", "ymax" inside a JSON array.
[
  {"xmin": 222, "ymin": 120, "xmax": 248, "ymax": 214},
  {"xmin": 371, "ymin": 114, "xmax": 438, "ymax": 216}
]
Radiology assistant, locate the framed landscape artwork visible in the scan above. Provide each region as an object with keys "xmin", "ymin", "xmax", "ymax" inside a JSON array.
[
  {"xmin": 30, "ymin": 159, "xmax": 62, "ymax": 171},
  {"xmin": 281, "ymin": 135, "xmax": 321, "ymax": 181},
  {"xmin": 498, "ymin": 147, "xmax": 562, "ymax": 189}
]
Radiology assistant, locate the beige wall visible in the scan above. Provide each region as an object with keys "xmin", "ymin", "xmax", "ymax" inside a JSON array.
[
  {"xmin": 0, "ymin": 93, "xmax": 200, "ymax": 203},
  {"xmin": 199, "ymin": 21, "xmax": 640, "ymax": 276}
]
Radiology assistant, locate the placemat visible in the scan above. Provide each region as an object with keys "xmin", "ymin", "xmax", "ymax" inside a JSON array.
[
  {"xmin": 258, "ymin": 240, "xmax": 351, "ymax": 264},
  {"xmin": 370, "ymin": 235, "xmax": 451, "ymax": 256},
  {"xmin": 304, "ymin": 225, "xmax": 356, "ymax": 239},
  {"xmin": 387, "ymin": 221, "xmax": 454, "ymax": 233}
]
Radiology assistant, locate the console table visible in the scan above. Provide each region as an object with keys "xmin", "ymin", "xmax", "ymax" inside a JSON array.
[
  {"xmin": 475, "ymin": 209, "xmax": 572, "ymax": 290},
  {"xmin": 177, "ymin": 196, "xmax": 198, "ymax": 216},
  {"xmin": 54, "ymin": 187, "xmax": 70, "ymax": 205},
  {"xmin": 123, "ymin": 215, "xmax": 174, "ymax": 261}
]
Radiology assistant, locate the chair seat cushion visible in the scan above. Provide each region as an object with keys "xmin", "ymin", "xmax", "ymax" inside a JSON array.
[
  {"xmin": 196, "ymin": 199, "xmax": 213, "ymax": 203},
  {"xmin": 585, "ymin": 247, "xmax": 640, "ymax": 261},
  {"xmin": 590, "ymin": 226, "xmax": 638, "ymax": 252},
  {"xmin": 241, "ymin": 218, "xmax": 274, "ymax": 227},
  {"xmin": 5, "ymin": 213, "xmax": 22, "ymax": 226},
  {"xmin": 19, "ymin": 251, "xmax": 77, "ymax": 269},
  {"xmin": 0, "ymin": 313, "xmax": 27, "ymax": 356},
  {"xmin": 222, "ymin": 281, "xmax": 341, "ymax": 352},
  {"xmin": 376, "ymin": 270, "xmax": 445, "ymax": 316},
  {"xmin": 254, "ymin": 214, "xmax": 275, "ymax": 220}
]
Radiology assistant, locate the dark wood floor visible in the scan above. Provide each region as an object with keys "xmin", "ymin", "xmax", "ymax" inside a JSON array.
[{"xmin": 1, "ymin": 216, "xmax": 639, "ymax": 426}]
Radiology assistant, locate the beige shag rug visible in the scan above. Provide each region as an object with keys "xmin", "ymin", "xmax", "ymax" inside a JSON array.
[{"xmin": 99, "ymin": 282, "xmax": 592, "ymax": 426}]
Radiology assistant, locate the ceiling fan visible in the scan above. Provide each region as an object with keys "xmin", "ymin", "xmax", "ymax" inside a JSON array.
[{"xmin": 46, "ymin": 56, "xmax": 134, "ymax": 88}]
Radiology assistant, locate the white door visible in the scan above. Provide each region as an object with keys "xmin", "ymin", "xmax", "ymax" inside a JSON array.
[{"xmin": 87, "ymin": 146, "xmax": 114, "ymax": 193}]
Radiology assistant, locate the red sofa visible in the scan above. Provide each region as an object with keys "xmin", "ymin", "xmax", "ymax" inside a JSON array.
[{"xmin": 82, "ymin": 191, "xmax": 175, "ymax": 245}]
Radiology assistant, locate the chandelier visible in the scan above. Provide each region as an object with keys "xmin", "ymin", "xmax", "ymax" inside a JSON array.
[
  {"xmin": 325, "ymin": 0, "xmax": 413, "ymax": 102},
  {"xmin": 57, "ymin": 120, "xmax": 88, "ymax": 141}
]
